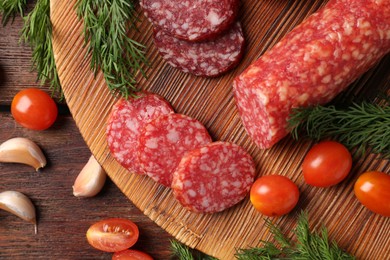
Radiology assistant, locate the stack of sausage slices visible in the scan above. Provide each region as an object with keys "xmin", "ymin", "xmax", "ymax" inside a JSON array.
[
  {"xmin": 140, "ymin": 0, "xmax": 246, "ymax": 77},
  {"xmin": 107, "ymin": 92, "xmax": 255, "ymax": 213}
]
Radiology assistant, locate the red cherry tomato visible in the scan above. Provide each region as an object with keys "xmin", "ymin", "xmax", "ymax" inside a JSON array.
[
  {"xmin": 11, "ymin": 88, "xmax": 58, "ymax": 130},
  {"xmin": 112, "ymin": 249, "xmax": 154, "ymax": 260},
  {"xmin": 302, "ymin": 141, "xmax": 352, "ymax": 187},
  {"xmin": 354, "ymin": 171, "xmax": 390, "ymax": 217},
  {"xmin": 250, "ymin": 175, "xmax": 299, "ymax": 217},
  {"xmin": 86, "ymin": 218, "xmax": 139, "ymax": 252}
]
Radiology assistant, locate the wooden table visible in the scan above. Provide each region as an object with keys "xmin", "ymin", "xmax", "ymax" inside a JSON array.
[{"xmin": 0, "ymin": 10, "xmax": 175, "ymax": 260}]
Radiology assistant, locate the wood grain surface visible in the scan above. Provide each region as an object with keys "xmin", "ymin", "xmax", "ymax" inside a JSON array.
[
  {"xmin": 0, "ymin": 6, "xmax": 175, "ymax": 259},
  {"xmin": 50, "ymin": 0, "xmax": 390, "ymax": 259}
]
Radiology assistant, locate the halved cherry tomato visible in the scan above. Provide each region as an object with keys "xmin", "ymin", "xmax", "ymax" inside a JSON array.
[
  {"xmin": 250, "ymin": 175, "xmax": 299, "ymax": 217},
  {"xmin": 354, "ymin": 171, "xmax": 390, "ymax": 217},
  {"xmin": 86, "ymin": 218, "xmax": 139, "ymax": 252},
  {"xmin": 11, "ymin": 88, "xmax": 58, "ymax": 130},
  {"xmin": 112, "ymin": 249, "xmax": 154, "ymax": 260},
  {"xmin": 302, "ymin": 141, "xmax": 352, "ymax": 187}
]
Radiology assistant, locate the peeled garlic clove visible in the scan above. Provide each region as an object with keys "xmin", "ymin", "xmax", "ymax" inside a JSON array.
[
  {"xmin": 0, "ymin": 190, "xmax": 37, "ymax": 234},
  {"xmin": 73, "ymin": 155, "xmax": 106, "ymax": 198},
  {"xmin": 0, "ymin": 137, "xmax": 46, "ymax": 171}
]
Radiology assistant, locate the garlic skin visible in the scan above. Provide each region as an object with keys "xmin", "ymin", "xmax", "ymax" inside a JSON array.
[
  {"xmin": 0, "ymin": 137, "xmax": 46, "ymax": 171},
  {"xmin": 0, "ymin": 190, "xmax": 37, "ymax": 233},
  {"xmin": 73, "ymin": 155, "xmax": 106, "ymax": 198}
]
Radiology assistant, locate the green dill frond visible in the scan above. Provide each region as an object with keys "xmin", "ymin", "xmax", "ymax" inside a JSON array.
[
  {"xmin": 0, "ymin": 0, "xmax": 26, "ymax": 26},
  {"xmin": 235, "ymin": 219, "xmax": 290, "ymax": 260},
  {"xmin": 288, "ymin": 102, "xmax": 390, "ymax": 158},
  {"xmin": 76, "ymin": 0, "xmax": 148, "ymax": 98},
  {"xmin": 293, "ymin": 213, "xmax": 355, "ymax": 260},
  {"xmin": 171, "ymin": 240, "xmax": 195, "ymax": 260},
  {"xmin": 235, "ymin": 212, "xmax": 354, "ymax": 260},
  {"xmin": 265, "ymin": 218, "xmax": 292, "ymax": 249},
  {"xmin": 235, "ymin": 243, "xmax": 283, "ymax": 260},
  {"xmin": 20, "ymin": 0, "xmax": 62, "ymax": 98},
  {"xmin": 170, "ymin": 240, "xmax": 217, "ymax": 260}
]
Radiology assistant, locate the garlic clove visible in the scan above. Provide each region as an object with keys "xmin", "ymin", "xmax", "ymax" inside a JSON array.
[
  {"xmin": 0, "ymin": 190, "xmax": 37, "ymax": 234},
  {"xmin": 73, "ymin": 155, "xmax": 106, "ymax": 198},
  {"xmin": 0, "ymin": 137, "xmax": 47, "ymax": 171}
]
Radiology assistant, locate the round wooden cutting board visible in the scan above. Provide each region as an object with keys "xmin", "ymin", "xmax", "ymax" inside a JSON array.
[{"xmin": 51, "ymin": 0, "xmax": 390, "ymax": 259}]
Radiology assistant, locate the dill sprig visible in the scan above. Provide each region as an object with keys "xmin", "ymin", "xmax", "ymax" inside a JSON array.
[
  {"xmin": 170, "ymin": 240, "xmax": 217, "ymax": 260},
  {"xmin": 0, "ymin": 0, "xmax": 26, "ymax": 26},
  {"xmin": 293, "ymin": 214, "xmax": 354, "ymax": 260},
  {"xmin": 170, "ymin": 213, "xmax": 353, "ymax": 260},
  {"xmin": 76, "ymin": 0, "xmax": 148, "ymax": 98},
  {"xmin": 20, "ymin": 0, "xmax": 62, "ymax": 97},
  {"xmin": 171, "ymin": 240, "xmax": 196, "ymax": 260},
  {"xmin": 3, "ymin": 0, "xmax": 146, "ymax": 98},
  {"xmin": 288, "ymin": 102, "xmax": 390, "ymax": 158},
  {"xmin": 235, "ymin": 212, "xmax": 354, "ymax": 260}
]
